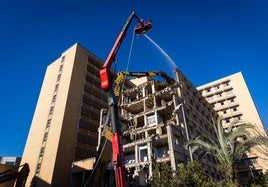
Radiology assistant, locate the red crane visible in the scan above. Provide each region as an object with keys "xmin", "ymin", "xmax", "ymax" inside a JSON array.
[{"xmin": 99, "ymin": 11, "xmax": 152, "ymax": 187}]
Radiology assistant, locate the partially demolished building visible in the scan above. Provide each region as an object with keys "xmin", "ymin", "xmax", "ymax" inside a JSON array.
[
  {"xmin": 117, "ymin": 68, "xmax": 219, "ymax": 184},
  {"xmin": 21, "ymin": 43, "xmax": 267, "ymax": 186}
]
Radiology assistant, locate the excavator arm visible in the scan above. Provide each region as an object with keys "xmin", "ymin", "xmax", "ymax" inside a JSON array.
[
  {"xmin": 0, "ymin": 163, "xmax": 30, "ymax": 187},
  {"xmin": 114, "ymin": 71, "xmax": 176, "ymax": 97}
]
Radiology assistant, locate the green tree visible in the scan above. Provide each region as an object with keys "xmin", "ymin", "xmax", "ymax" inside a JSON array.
[
  {"xmin": 149, "ymin": 162, "xmax": 173, "ymax": 187},
  {"xmin": 172, "ymin": 161, "xmax": 217, "ymax": 187},
  {"xmin": 185, "ymin": 118, "xmax": 268, "ymax": 185},
  {"xmin": 149, "ymin": 161, "xmax": 217, "ymax": 187}
]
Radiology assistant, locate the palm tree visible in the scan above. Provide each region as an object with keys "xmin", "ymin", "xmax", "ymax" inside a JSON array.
[{"xmin": 185, "ymin": 118, "xmax": 268, "ymax": 185}]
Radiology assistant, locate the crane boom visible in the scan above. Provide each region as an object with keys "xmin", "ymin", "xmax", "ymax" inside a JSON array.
[{"xmin": 99, "ymin": 12, "xmax": 152, "ymax": 187}]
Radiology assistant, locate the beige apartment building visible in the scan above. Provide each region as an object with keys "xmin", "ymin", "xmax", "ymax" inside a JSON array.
[
  {"xmin": 197, "ymin": 72, "xmax": 268, "ymax": 183},
  {"xmin": 21, "ymin": 43, "xmax": 107, "ymax": 186}
]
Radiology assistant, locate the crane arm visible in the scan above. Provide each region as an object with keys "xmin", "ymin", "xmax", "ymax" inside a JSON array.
[
  {"xmin": 99, "ymin": 12, "xmax": 152, "ymax": 187},
  {"xmin": 159, "ymin": 71, "xmax": 176, "ymax": 85},
  {"xmin": 100, "ymin": 12, "xmax": 152, "ymax": 90},
  {"xmin": 114, "ymin": 71, "xmax": 159, "ymax": 97}
]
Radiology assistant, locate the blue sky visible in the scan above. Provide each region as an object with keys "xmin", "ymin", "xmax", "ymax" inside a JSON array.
[{"xmin": 0, "ymin": 0, "xmax": 267, "ymax": 157}]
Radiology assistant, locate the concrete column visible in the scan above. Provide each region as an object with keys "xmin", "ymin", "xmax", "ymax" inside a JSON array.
[
  {"xmin": 174, "ymin": 68, "xmax": 182, "ymax": 98},
  {"xmin": 152, "ymin": 81, "xmax": 157, "ymax": 110},
  {"xmin": 135, "ymin": 144, "xmax": 138, "ymax": 163},
  {"xmin": 143, "ymin": 85, "xmax": 147, "ymax": 112},
  {"xmin": 147, "ymin": 141, "xmax": 153, "ymax": 178},
  {"xmin": 166, "ymin": 125, "xmax": 177, "ymax": 171},
  {"xmin": 134, "ymin": 143, "xmax": 139, "ymax": 179},
  {"xmin": 152, "ymin": 81, "xmax": 155, "ymax": 94},
  {"xmin": 173, "ymin": 94, "xmax": 180, "ymax": 126},
  {"xmin": 142, "ymin": 86, "xmax": 146, "ymax": 97}
]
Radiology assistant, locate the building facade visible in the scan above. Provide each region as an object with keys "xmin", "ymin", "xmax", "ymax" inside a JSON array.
[
  {"xmin": 21, "ymin": 43, "xmax": 107, "ymax": 186},
  {"xmin": 0, "ymin": 156, "xmax": 21, "ymax": 166},
  {"xmin": 197, "ymin": 72, "xmax": 268, "ymax": 183}
]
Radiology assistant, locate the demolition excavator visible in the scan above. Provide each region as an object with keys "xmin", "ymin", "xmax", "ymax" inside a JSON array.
[
  {"xmin": 0, "ymin": 163, "xmax": 29, "ymax": 187},
  {"xmin": 114, "ymin": 71, "xmax": 176, "ymax": 98},
  {"xmin": 99, "ymin": 11, "xmax": 152, "ymax": 187}
]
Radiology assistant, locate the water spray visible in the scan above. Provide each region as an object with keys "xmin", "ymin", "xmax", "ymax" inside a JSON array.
[{"xmin": 143, "ymin": 34, "xmax": 177, "ymax": 72}]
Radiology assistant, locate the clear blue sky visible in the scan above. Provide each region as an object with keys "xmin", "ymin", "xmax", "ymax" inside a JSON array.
[{"xmin": 1, "ymin": 0, "xmax": 267, "ymax": 157}]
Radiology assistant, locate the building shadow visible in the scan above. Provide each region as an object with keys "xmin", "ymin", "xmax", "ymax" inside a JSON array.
[{"xmin": 30, "ymin": 176, "xmax": 50, "ymax": 187}]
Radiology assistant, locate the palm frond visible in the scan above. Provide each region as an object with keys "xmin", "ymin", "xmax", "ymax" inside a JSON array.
[{"xmin": 185, "ymin": 117, "xmax": 268, "ymax": 184}]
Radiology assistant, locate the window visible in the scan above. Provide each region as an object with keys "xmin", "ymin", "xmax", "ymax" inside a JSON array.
[
  {"xmin": 221, "ymin": 102, "xmax": 224, "ymax": 105},
  {"xmin": 49, "ymin": 106, "xmax": 54, "ymax": 114},
  {"xmin": 5, "ymin": 162, "xmax": 15, "ymax": 166},
  {"xmin": 226, "ymin": 118, "xmax": 230, "ymax": 123},
  {"xmin": 190, "ymin": 99, "xmax": 193, "ymax": 105},
  {"xmin": 59, "ymin": 64, "xmax": 63, "ymax": 72},
  {"xmin": 193, "ymin": 114, "xmax": 197, "ymax": 121},
  {"xmin": 139, "ymin": 146, "xmax": 148, "ymax": 161},
  {"xmin": 52, "ymin": 95, "xmax": 57, "ymax": 103},
  {"xmin": 217, "ymin": 93, "xmax": 222, "ymax": 98},
  {"xmin": 250, "ymin": 158, "xmax": 257, "ymax": 164},
  {"xmin": 43, "ymin": 132, "xmax": 48, "ymax": 142},
  {"xmin": 55, "ymin": 84, "xmax": 59, "ymax": 91},
  {"xmin": 61, "ymin": 56, "xmax": 65, "ymax": 63},
  {"xmin": 226, "ymin": 90, "xmax": 232, "ymax": 95},
  {"xmin": 234, "ymin": 116, "xmax": 241, "ymax": 120},
  {"xmin": 57, "ymin": 74, "xmax": 61, "ymax": 81},
  {"xmin": 175, "ymin": 138, "xmax": 179, "ymax": 145},
  {"xmin": 233, "ymin": 107, "xmax": 237, "ymax": 112},
  {"xmin": 187, "ymin": 84, "xmax": 191, "ymax": 90},
  {"xmin": 207, "ymin": 88, "xmax": 211, "ymax": 92},
  {"xmin": 147, "ymin": 115, "xmax": 156, "ymax": 126},
  {"xmin": 40, "ymin": 147, "xmax": 45, "ymax": 157},
  {"xmin": 223, "ymin": 110, "xmax": 227, "ymax": 114},
  {"xmin": 46, "ymin": 119, "xmax": 51, "ymax": 127},
  {"xmin": 208, "ymin": 96, "xmax": 213, "ymax": 101},
  {"xmin": 223, "ymin": 82, "xmax": 229, "ymax": 87},
  {"xmin": 36, "ymin": 163, "xmax": 41, "ymax": 173},
  {"xmin": 88, "ymin": 55, "xmax": 94, "ymax": 63}
]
